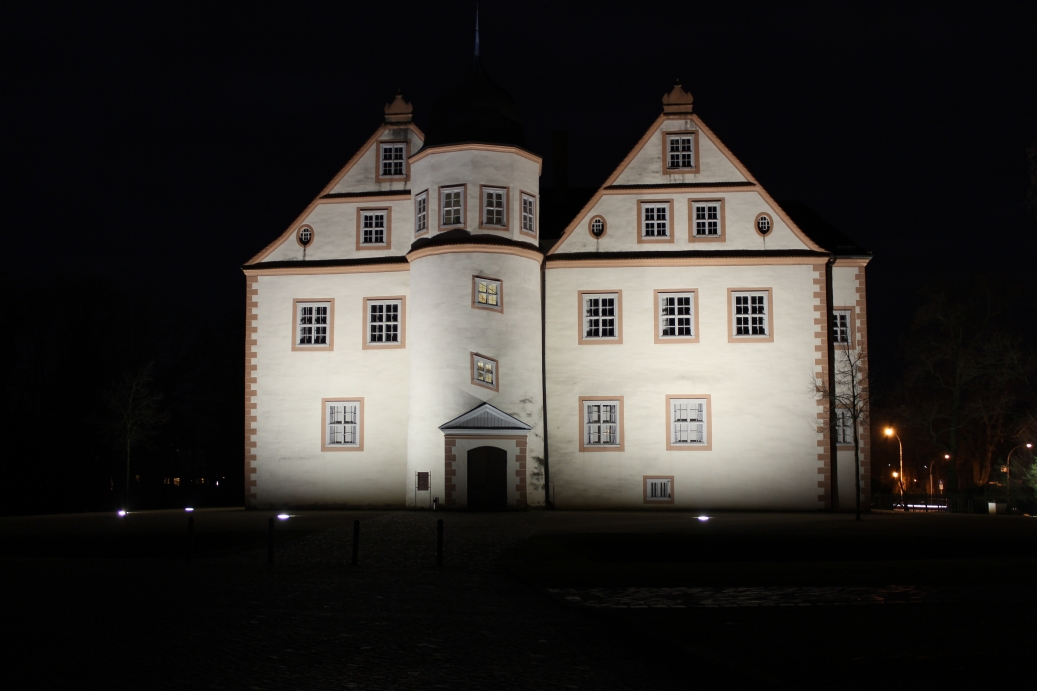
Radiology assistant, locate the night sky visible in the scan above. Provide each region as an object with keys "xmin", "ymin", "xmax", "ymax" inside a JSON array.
[{"xmin": 9, "ymin": 1, "xmax": 1036, "ymax": 381}]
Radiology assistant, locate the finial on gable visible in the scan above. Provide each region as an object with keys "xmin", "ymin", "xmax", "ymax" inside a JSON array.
[
  {"xmin": 662, "ymin": 82, "xmax": 694, "ymax": 115},
  {"xmin": 384, "ymin": 92, "xmax": 413, "ymax": 124}
]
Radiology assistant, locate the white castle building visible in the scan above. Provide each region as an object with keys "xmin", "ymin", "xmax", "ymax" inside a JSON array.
[{"xmin": 243, "ymin": 56, "xmax": 872, "ymax": 511}]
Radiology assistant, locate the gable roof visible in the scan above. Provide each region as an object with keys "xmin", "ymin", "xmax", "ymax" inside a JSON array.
[{"xmin": 439, "ymin": 403, "xmax": 532, "ymax": 435}]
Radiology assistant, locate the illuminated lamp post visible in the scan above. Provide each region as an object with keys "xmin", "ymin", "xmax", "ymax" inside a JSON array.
[
  {"xmin": 1006, "ymin": 443, "xmax": 1032, "ymax": 511},
  {"xmin": 885, "ymin": 428, "xmax": 905, "ymax": 510}
]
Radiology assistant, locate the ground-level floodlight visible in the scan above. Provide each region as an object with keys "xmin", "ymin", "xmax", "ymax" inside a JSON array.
[
  {"xmin": 185, "ymin": 507, "xmax": 194, "ymax": 512},
  {"xmin": 117, "ymin": 510, "xmax": 126, "ymax": 517},
  {"xmin": 277, "ymin": 514, "xmax": 289, "ymax": 520},
  {"xmin": 698, "ymin": 516, "xmax": 710, "ymax": 522}
]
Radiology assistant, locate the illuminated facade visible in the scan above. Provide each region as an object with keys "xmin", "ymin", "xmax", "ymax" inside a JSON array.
[{"xmin": 243, "ymin": 66, "xmax": 871, "ymax": 511}]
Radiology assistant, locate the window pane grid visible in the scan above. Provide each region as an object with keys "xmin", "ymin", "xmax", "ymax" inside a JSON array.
[
  {"xmin": 734, "ymin": 293, "xmax": 768, "ymax": 336},
  {"xmin": 297, "ymin": 303, "xmax": 329, "ymax": 345},
  {"xmin": 584, "ymin": 295, "xmax": 617, "ymax": 338},
  {"xmin": 327, "ymin": 403, "xmax": 359, "ymax": 446},
  {"xmin": 473, "ymin": 355, "xmax": 497, "ymax": 387},
  {"xmin": 667, "ymin": 136, "xmax": 695, "ymax": 169},
  {"xmin": 381, "ymin": 145, "xmax": 405, "ymax": 177},
  {"xmin": 368, "ymin": 301, "xmax": 400, "ymax": 343},
  {"xmin": 660, "ymin": 293, "xmax": 694, "ymax": 338},
  {"xmin": 475, "ymin": 278, "xmax": 501, "ymax": 308},
  {"xmin": 671, "ymin": 399, "xmax": 706, "ymax": 445},
  {"xmin": 361, "ymin": 212, "xmax": 386, "ymax": 244},
  {"xmin": 415, "ymin": 193, "xmax": 427, "ymax": 233},
  {"xmin": 522, "ymin": 195, "xmax": 535, "ymax": 233},
  {"xmin": 836, "ymin": 409, "xmax": 854, "ymax": 444},
  {"xmin": 694, "ymin": 203, "xmax": 720, "ymax": 236},
  {"xmin": 833, "ymin": 311, "xmax": 850, "ymax": 344},
  {"xmin": 585, "ymin": 403, "xmax": 618, "ymax": 446},
  {"xmin": 483, "ymin": 189, "xmax": 505, "ymax": 226},
  {"xmin": 647, "ymin": 479, "xmax": 672, "ymax": 499},
  {"xmin": 642, "ymin": 205, "xmax": 669, "ymax": 237},
  {"xmin": 442, "ymin": 188, "xmax": 463, "ymax": 226}
]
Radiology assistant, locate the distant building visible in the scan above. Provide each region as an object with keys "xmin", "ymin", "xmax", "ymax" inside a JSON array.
[{"xmin": 243, "ymin": 55, "xmax": 871, "ymax": 511}]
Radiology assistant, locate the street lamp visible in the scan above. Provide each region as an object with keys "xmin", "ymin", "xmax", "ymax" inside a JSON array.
[
  {"xmin": 1006, "ymin": 443, "xmax": 1033, "ymax": 511},
  {"xmin": 885, "ymin": 427, "xmax": 905, "ymax": 510}
]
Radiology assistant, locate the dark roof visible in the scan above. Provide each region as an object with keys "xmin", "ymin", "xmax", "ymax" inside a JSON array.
[
  {"xmin": 546, "ymin": 249, "xmax": 829, "ymax": 263},
  {"xmin": 777, "ymin": 200, "xmax": 871, "ymax": 256},
  {"xmin": 244, "ymin": 256, "xmax": 408, "ymax": 270},
  {"xmin": 321, "ymin": 190, "xmax": 410, "ymax": 199},
  {"xmin": 605, "ymin": 182, "xmax": 756, "ymax": 190},
  {"xmin": 423, "ymin": 57, "xmax": 525, "ymax": 148},
  {"xmin": 409, "ymin": 228, "xmax": 541, "ymax": 254}
]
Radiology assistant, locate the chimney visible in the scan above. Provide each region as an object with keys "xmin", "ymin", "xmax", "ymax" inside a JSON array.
[
  {"xmin": 552, "ymin": 130, "xmax": 568, "ymax": 191},
  {"xmin": 384, "ymin": 92, "xmax": 413, "ymax": 124}
]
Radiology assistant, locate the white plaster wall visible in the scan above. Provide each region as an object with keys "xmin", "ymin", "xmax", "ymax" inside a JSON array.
[
  {"xmin": 544, "ymin": 264, "xmax": 822, "ymax": 509},
  {"xmin": 613, "ymin": 117, "xmax": 750, "ymax": 186},
  {"xmin": 410, "ymin": 149, "xmax": 540, "ymax": 246},
  {"xmin": 253, "ymin": 270, "xmax": 410, "ymax": 507},
  {"xmin": 328, "ymin": 127, "xmax": 424, "ymax": 195},
  {"xmin": 448, "ymin": 437, "xmax": 525, "ymax": 509},
  {"xmin": 407, "ymin": 251, "xmax": 545, "ymax": 507},
  {"xmin": 556, "ymin": 191, "xmax": 809, "ymax": 254},
  {"xmin": 263, "ymin": 198, "xmax": 414, "ymax": 263}
]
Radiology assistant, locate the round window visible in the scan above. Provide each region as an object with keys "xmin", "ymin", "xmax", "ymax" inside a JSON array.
[
  {"xmin": 588, "ymin": 216, "xmax": 607, "ymax": 239},
  {"xmin": 298, "ymin": 225, "xmax": 313, "ymax": 246},
  {"xmin": 755, "ymin": 214, "xmax": 772, "ymax": 236}
]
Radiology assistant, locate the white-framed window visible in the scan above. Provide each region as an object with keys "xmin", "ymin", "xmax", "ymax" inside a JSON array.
[
  {"xmin": 732, "ymin": 290, "xmax": 769, "ymax": 337},
  {"xmin": 471, "ymin": 353, "xmax": 498, "ymax": 391},
  {"xmin": 360, "ymin": 211, "xmax": 388, "ymax": 245},
  {"xmin": 584, "ymin": 401, "xmax": 620, "ymax": 447},
  {"xmin": 670, "ymin": 398, "xmax": 708, "ymax": 446},
  {"xmin": 644, "ymin": 477, "xmax": 673, "ymax": 502},
  {"xmin": 415, "ymin": 191, "xmax": 428, "ymax": 235},
  {"xmin": 521, "ymin": 193, "xmax": 536, "ymax": 235},
  {"xmin": 641, "ymin": 203, "xmax": 669, "ymax": 238},
  {"xmin": 755, "ymin": 213, "xmax": 773, "ymax": 236},
  {"xmin": 380, "ymin": 143, "xmax": 406, "ymax": 178},
  {"xmin": 473, "ymin": 276, "xmax": 502, "ymax": 311},
  {"xmin": 326, "ymin": 400, "xmax": 361, "ymax": 448},
  {"xmin": 367, "ymin": 299, "xmax": 401, "ymax": 344},
  {"xmin": 666, "ymin": 133, "xmax": 696, "ymax": 170},
  {"xmin": 693, "ymin": 201, "xmax": 721, "ymax": 237},
  {"xmin": 296, "ymin": 301, "xmax": 330, "ymax": 346},
  {"xmin": 441, "ymin": 186, "xmax": 464, "ymax": 227},
  {"xmin": 658, "ymin": 292, "xmax": 695, "ymax": 339},
  {"xmin": 833, "ymin": 310, "xmax": 851, "ymax": 345},
  {"xmin": 482, "ymin": 187, "xmax": 506, "ymax": 227},
  {"xmin": 583, "ymin": 293, "xmax": 618, "ymax": 339},
  {"xmin": 836, "ymin": 409, "xmax": 854, "ymax": 445}
]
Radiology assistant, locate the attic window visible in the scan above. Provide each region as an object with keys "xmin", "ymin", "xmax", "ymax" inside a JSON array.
[
  {"xmin": 664, "ymin": 132, "xmax": 698, "ymax": 172},
  {"xmin": 588, "ymin": 216, "xmax": 607, "ymax": 239},
  {"xmin": 296, "ymin": 225, "xmax": 314, "ymax": 247},
  {"xmin": 379, "ymin": 142, "xmax": 407, "ymax": 179},
  {"xmin": 755, "ymin": 213, "xmax": 773, "ymax": 236}
]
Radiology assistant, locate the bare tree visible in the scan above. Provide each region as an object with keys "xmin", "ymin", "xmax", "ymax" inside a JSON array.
[
  {"xmin": 816, "ymin": 343, "xmax": 870, "ymax": 520},
  {"xmin": 107, "ymin": 362, "xmax": 168, "ymax": 510}
]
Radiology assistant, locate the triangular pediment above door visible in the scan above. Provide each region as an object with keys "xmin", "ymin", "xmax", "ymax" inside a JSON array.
[{"xmin": 439, "ymin": 403, "xmax": 532, "ymax": 435}]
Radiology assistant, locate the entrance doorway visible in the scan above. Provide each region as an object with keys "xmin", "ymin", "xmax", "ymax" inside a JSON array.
[{"xmin": 467, "ymin": 446, "xmax": 508, "ymax": 509}]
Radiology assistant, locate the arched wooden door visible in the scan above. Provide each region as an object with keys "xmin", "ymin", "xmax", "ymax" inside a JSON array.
[{"xmin": 467, "ymin": 446, "xmax": 508, "ymax": 510}]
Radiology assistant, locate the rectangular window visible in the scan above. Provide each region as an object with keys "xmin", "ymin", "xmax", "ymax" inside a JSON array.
[
  {"xmin": 581, "ymin": 292, "xmax": 620, "ymax": 342},
  {"xmin": 415, "ymin": 191, "xmax": 428, "ymax": 235},
  {"xmin": 692, "ymin": 200, "xmax": 724, "ymax": 238},
  {"xmin": 581, "ymin": 399, "xmax": 622, "ymax": 450},
  {"xmin": 836, "ymin": 409, "xmax": 854, "ymax": 445},
  {"xmin": 322, "ymin": 398, "xmax": 364, "ymax": 451},
  {"xmin": 380, "ymin": 143, "xmax": 406, "ymax": 178},
  {"xmin": 472, "ymin": 276, "xmax": 502, "ymax": 312},
  {"xmin": 471, "ymin": 353, "xmax": 499, "ymax": 391},
  {"xmin": 644, "ymin": 476, "xmax": 674, "ymax": 504},
  {"xmin": 356, "ymin": 207, "xmax": 392, "ymax": 250},
  {"xmin": 481, "ymin": 186, "xmax": 507, "ymax": 228},
  {"xmin": 833, "ymin": 309, "xmax": 852, "ymax": 345},
  {"xmin": 665, "ymin": 132, "xmax": 697, "ymax": 171},
  {"xmin": 657, "ymin": 291, "xmax": 696, "ymax": 341},
  {"xmin": 364, "ymin": 297, "xmax": 406, "ymax": 348},
  {"xmin": 730, "ymin": 289, "xmax": 771, "ymax": 340},
  {"xmin": 441, "ymin": 186, "xmax": 465, "ymax": 227},
  {"xmin": 669, "ymin": 397, "xmax": 709, "ymax": 447},
  {"xmin": 520, "ymin": 192, "xmax": 536, "ymax": 236},
  {"xmin": 294, "ymin": 299, "xmax": 333, "ymax": 349},
  {"xmin": 641, "ymin": 203, "xmax": 669, "ymax": 238}
]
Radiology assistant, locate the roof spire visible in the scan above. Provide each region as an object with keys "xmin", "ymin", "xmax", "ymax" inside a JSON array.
[{"xmin": 474, "ymin": 4, "xmax": 480, "ymax": 57}]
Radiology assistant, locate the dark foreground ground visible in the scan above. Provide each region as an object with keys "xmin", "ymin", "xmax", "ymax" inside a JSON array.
[{"xmin": 1, "ymin": 509, "xmax": 1034, "ymax": 690}]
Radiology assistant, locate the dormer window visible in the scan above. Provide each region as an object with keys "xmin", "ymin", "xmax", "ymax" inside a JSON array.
[
  {"xmin": 480, "ymin": 186, "xmax": 508, "ymax": 229},
  {"xmin": 664, "ymin": 131, "xmax": 699, "ymax": 173},
  {"xmin": 378, "ymin": 142, "xmax": 407, "ymax": 180}
]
